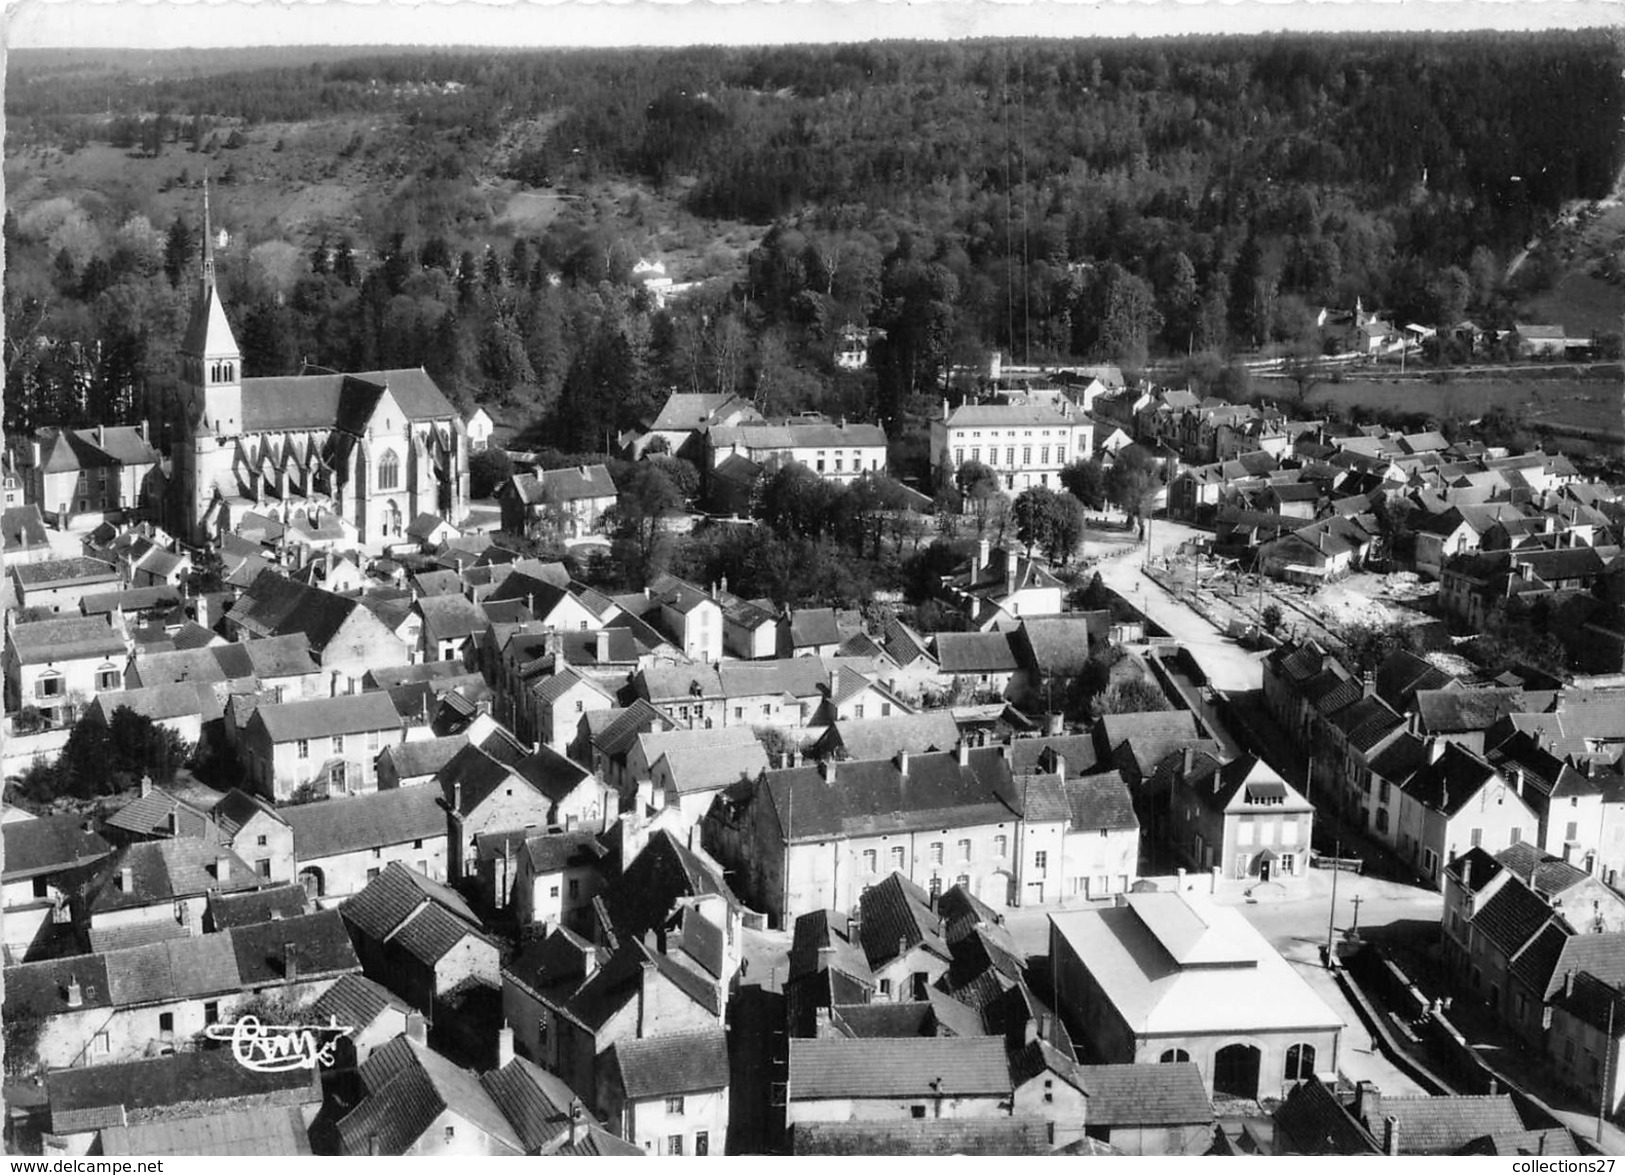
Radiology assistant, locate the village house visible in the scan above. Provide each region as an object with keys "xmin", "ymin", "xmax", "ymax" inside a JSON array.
[
  {"xmin": 626, "ymin": 391, "xmax": 764, "ymax": 461},
  {"xmin": 240, "ymin": 691, "xmax": 409, "ymax": 801},
  {"xmin": 1050, "ymin": 890, "xmax": 1344, "ymax": 1100},
  {"xmin": 649, "ymin": 740, "xmax": 771, "ymax": 831},
  {"xmin": 507, "ymin": 830, "xmax": 610, "ymax": 931},
  {"xmin": 940, "ymin": 540, "xmax": 1065, "ymax": 628},
  {"xmin": 499, "ymin": 464, "xmax": 618, "ymax": 540},
  {"xmin": 785, "ymin": 1036, "xmax": 1013, "ymax": 1128},
  {"xmin": 708, "ymin": 418, "xmax": 889, "ymax": 482},
  {"xmin": 2, "ymin": 813, "xmax": 111, "ymax": 961},
  {"xmin": 602, "ymin": 1028, "xmax": 731, "ymax": 1155},
  {"xmin": 11, "ymin": 556, "xmax": 121, "ymax": 614},
  {"xmin": 702, "ymin": 745, "xmax": 1028, "ymax": 926},
  {"xmin": 1, "ymin": 504, "xmax": 53, "ymax": 564},
  {"xmin": 2, "ymin": 909, "xmax": 360, "ymax": 1071},
  {"xmin": 1156, "ymin": 751, "xmax": 1315, "ymax": 885},
  {"xmin": 74, "ymin": 838, "xmax": 263, "ymax": 952},
  {"xmin": 208, "ymin": 787, "xmax": 296, "ymax": 885},
  {"xmin": 414, "ymin": 592, "xmax": 489, "ymax": 662},
  {"xmin": 377, "ymin": 732, "xmax": 470, "ymax": 790},
  {"xmin": 934, "ymin": 630, "xmax": 1024, "ymax": 699},
  {"xmin": 307, "ymin": 973, "xmax": 414, "ymax": 1068},
  {"xmin": 14, "ymin": 423, "xmax": 162, "ymax": 528},
  {"xmin": 226, "ymin": 569, "xmax": 409, "ymax": 687},
  {"xmin": 282, "ymin": 784, "xmax": 449, "ymax": 902},
  {"xmin": 341, "ymin": 862, "xmax": 501, "ymax": 1015},
  {"xmin": 1390, "ymin": 741, "xmax": 1539, "ymax": 888}
]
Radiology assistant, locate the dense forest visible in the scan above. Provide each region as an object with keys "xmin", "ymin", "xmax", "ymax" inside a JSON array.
[{"xmin": 6, "ymin": 32, "xmax": 1621, "ymax": 454}]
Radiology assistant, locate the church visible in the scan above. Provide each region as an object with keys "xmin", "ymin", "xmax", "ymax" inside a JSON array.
[{"xmin": 171, "ymin": 189, "xmax": 469, "ymax": 552}]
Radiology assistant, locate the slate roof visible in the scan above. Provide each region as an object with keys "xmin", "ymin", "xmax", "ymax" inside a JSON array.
[
  {"xmin": 1095, "ymin": 710, "xmax": 1203, "ymax": 774},
  {"xmin": 1, "ymin": 504, "xmax": 50, "ymax": 550},
  {"xmin": 281, "ymin": 785, "xmax": 446, "ymax": 860},
  {"xmin": 934, "ymin": 631, "xmax": 1021, "ymax": 673},
  {"xmin": 791, "ymin": 1118, "xmax": 1050, "ymax": 1156},
  {"xmin": 1496, "ymin": 841, "xmax": 1593, "ymax": 898},
  {"xmin": 415, "ymin": 593, "xmax": 489, "ymax": 644},
  {"xmin": 341, "ymin": 862, "xmax": 478, "ymax": 943},
  {"xmin": 239, "ymin": 368, "xmax": 458, "ymax": 433},
  {"xmin": 611, "ymin": 1027, "xmax": 730, "ymax": 1099},
  {"xmin": 859, "ymin": 872, "xmax": 948, "ymax": 968},
  {"xmin": 1, "ymin": 813, "xmax": 111, "ymax": 881},
  {"xmin": 1415, "ymin": 688, "xmax": 1533, "ymax": 734},
  {"xmin": 788, "ymin": 908, "xmax": 874, "ymax": 986},
  {"xmin": 830, "ymin": 1001, "xmax": 937, "ymax": 1038},
  {"xmin": 1377, "ymin": 1095, "xmax": 1526, "ymax": 1155},
  {"xmin": 1076, "ymin": 1062, "xmax": 1214, "ymax": 1126},
  {"xmin": 378, "ymin": 733, "xmax": 470, "ymax": 780},
  {"xmin": 785, "ymin": 607, "xmax": 843, "ymax": 649},
  {"xmin": 509, "ymin": 463, "xmax": 618, "ymax": 505},
  {"xmin": 788, "ymin": 1037, "xmax": 1012, "ymax": 1100},
  {"xmin": 227, "ymin": 569, "xmax": 384, "ymax": 654},
  {"xmin": 821, "ymin": 711, "xmax": 963, "ymax": 761},
  {"xmin": 763, "ymin": 750, "xmax": 1021, "ymax": 843},
  {"xmin": 1544, "ymin": 932, "xmax": 1625, "ymax": 1000},
  {"xmin": 1007, "ymin": 733, "xmax": 1100, "ymax": 777},
  {"xmin": 4, "ymin": 954, "xmax": 114, "ymax": 1018},
  {"xmin": 718, "ymin": 657, "xmax": 829, "ymax": 700},
  {"xmin": 89, "ymin": 683, "xmax": 209, "ymax": 724},
  {"xmin": 1401, "ymin": 742, "xmax": 1506, "ymax": 817},
  {"xmin": 1016, "ymin": 615, "xmax": 1107, "ymax": 677}
]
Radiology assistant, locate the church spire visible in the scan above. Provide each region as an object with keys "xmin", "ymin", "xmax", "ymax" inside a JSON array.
[{"xmin": 202, "ymin": 169, "xmax": 215, "ymax": 287}]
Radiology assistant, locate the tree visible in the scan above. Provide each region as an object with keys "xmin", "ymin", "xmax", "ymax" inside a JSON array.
[
  {"xmin": 163, "ymin": 215, "xmax": 194, "ymax": 287},
  {"xmin": 1261, "ymin": 603, "xmax": 1284, "ymax": 633},
  {"xmin": 1060, "ymin": 458, "xmax": 1107, "ymax": 510},
  {"xmin": 1013, "ymin": 486, "xmax": 1087, "ymax": 565},
  {"xmin": 1090, "ymin": 677, "xmax": 1172, "ymax": 718},
  {"xmin": 955, "ymin": 459, "xmax": 1000, "ymax": 537},
  {"xmin": 470, "ymin": 447, "xmax": 515, "ymax": 499},
  {"xmin": 607, "ymin": 460, "xmax": 684, "ymax": 583},
  {"xmin": 1105, "ymin": 446, "xmax": 1161, "ymax": 524}
]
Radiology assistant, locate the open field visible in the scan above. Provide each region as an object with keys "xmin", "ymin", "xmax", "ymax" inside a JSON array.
[{"xmin": 1269, "ymin": 374, "xmax": 1625, "ymax": 441}]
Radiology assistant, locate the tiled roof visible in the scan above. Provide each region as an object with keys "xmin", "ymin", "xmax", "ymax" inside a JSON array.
[
  {"xmin": 13, "ymin": 555, "xmax": 119, "ymax": 588},
  {"xmin": 858, "ymin": 872, "xmax": 948, "ymax": 969},
  {"xmin": 254, "ymin": 691, "xmax": 401, "ymax": 743},
  {"xmin": 554, "ymin": 1124, "xmax": 643, "ymax": 1156},
  {"xmin": 337, "ymin": 1035, "xmax": 522, "ymax": 1156},
  {"xmin": 309, "ymin": 973, "xmax": 410, "ymax": 1032},
  {"xmin": 378, "ymin": 733, "xmax": 470, "ymax": 780},
  {"xmin": 830, "ymin": 1001, "xmax": 936, "ymax": 1037},
  {"xmin": 1007, "ymin": 733, "xmax": 1100, "ymax": 777},
  {"xmin": 1076, "ymin": 1062, "xmax": 1214, "ymax": 1126},
  {"xmin": 83, "ymin": 840, "xmax": 259, "ymax": 913},
  {"xmin": 1471, "ymin": 878, "xmax": 1561, "ymax": 960},
  {"xmin": 47, "ymin": 1049, "xmax": 316, "ymax": 1137},
  {"xmin": 821, "ymin": 711, "xmax": 962, "ymax": 761},
  {"xmin": 654, "ymin": 742, "xmax": 770, "ymax": 795},
  {"xmin": 788, "ymin": 1037, "xmax": 1012, "ymax": 1100},
  {"xmin": 8, "ymin": 615, "xmax": 126, "ymax": 665},
  {"xmin": 391, "ymin": 901, "xmax": 489, "ymax": 965},
  {"xmin": 764, "ymin": 750, "xmax": 1020, "ymax": 842},
  {"xmin": 1062, "ymin": 773, "xmax": 1139, "ymax": 831},
  {"xmin": 1543, "ymin": 932, "xmax": 1625, "ymax": 1000},
  {"xmin": 282, "ymin": 786, "xmax": 446, "ymax": 860},
  {"xmin": 788, "ymin": 908, "xmax": 874, "ymax": 986},
  {"xmin": 1273, "ymin": 1075, "xmax": 1378, "ymax": 1154},
  {"xmin": 415, "ymin": 593, "xmax": 489, "ymax": 643},
  {"xmin": 1377, "ymin": 1095, "xmax": 1526, "ymax": 1155},
  {"xmin": 341, "ymin": 862, "xmax": 476, "ymax": 943},
  {"xmin": 1415, "ymin": 687, "xmax": 1533, "ymax": 734},
  {"xmin": 1095, "ymin": 710, "xmax": 1203, "ymax": 774},
  {"xmin": 232, "ymin": 910, "xmax": 361, "ymax": 985},
  {"xmin": 479, "ymin": 1057, "xmax": 580, "ymax": 1153},
  {"xmin": 1507, "ymin": 921, "xmax": 1571, "ymax": 995},
  {"xmin": 612, "ymin": 1027, "xmax": 729, "ymax": 1099},
  {"xmin": 98, "ymin": 1106, "xmax": 313, "ymax": 1155},
  {"xmin": 935, "ymin": 631, "xmax": 1021, "ymax": 673},
  {"xmin": 791, "ymin": 1118, "xmax": 1050, "ymax": 1156},
  {"xmin": 208, "ymin": 883, "xmax": 310, "ymax": 929},
  {"xmin": 1495, "ymin": 842, "xmax": 1592, "ymax": 897},
  {"xmin": 1328, "ymin": 695, "xmax": 1405, "ymax": 752},
  {"xmin": 1400, "ymin": 742, "xmax": 1504, "ymax": 817},
  {"xmin": 103, "ymin": 933, "xmax": 242, "ymax": 1005},
  {"xmin": 601, "ymin": 830, "xmax": 738, "ymax": 940}
]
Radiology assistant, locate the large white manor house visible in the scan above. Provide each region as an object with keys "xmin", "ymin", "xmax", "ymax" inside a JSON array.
[{"xmin": 171, "ymin": 191, "xmax": 469, "ymax": 550}]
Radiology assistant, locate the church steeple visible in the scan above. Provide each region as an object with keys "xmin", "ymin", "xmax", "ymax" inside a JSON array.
[{"xmin": 180, "ymin": 173, "xmax": 242, "ymax": 437}]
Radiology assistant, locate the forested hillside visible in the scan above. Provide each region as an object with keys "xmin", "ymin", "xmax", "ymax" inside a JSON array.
[{"xmin": 6, "ymin": 33, "xmax": 1621, "ymax": 453}]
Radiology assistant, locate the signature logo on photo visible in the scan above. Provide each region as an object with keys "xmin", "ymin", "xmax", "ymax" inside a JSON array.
[{"xmin": 204, "ymin": 1014, "xmax": 355, "ymax": 1072}]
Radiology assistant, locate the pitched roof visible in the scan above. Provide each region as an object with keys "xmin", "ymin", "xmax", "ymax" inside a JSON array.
[
  {"xmin": 8, "ymin": 615, "xmax": 126, "ymax": 665},
  {"xmin": 601, "ymin": 829, "xmax": 739, "ymax": 940},
  {"xmin": 1076, "ymin": 1062, "xmax": 1215, "ymax": 1126},
  {"xmin": 1415, "ymin": 687, "xmax": 1532, "ymax": 734},
  {"xmin": 1, "ymin": 813, "xmax": 111, "ymax": 882},
  {"xmin": 788, "ymin": 1037, "xmax": 1013, "ymax": 1099},
  {"xmin": 1471, "ymin": 878, "xmax": 1562, "ymax": 960},
  {"xmin": 786, "ymin": 607, "xmax": 842, "ymax": 648},
  {"xmin": 46, "ymin": 1048, "xmax": 317, "ymax": 1136},
  {"xmin": 1377, "ymin": 1095, "xmax": 1526, "ymax": 1154},
  {"xmin": 341, "ymin": 861, "xmax": 477, "ymax": 943},
  {"xmin": 97, "ymin": 1106, "xmax": 313, "ymax": 1156},
  {"xmin": 12, "ymin": 555, "xmax": 119, "ymax": 588},
  {"xmin": 1062, "ymin": 773, "xmax": 1140, "ymax": 831},
  {"xmin": 308, "ymin": 973, "xmax": 411, "ymax": 1033},
  {"xmin": 207, "ymin": 883, "xmax": 310, "ymax": 929},
  {"xmin": 935, "ymin": 631, "xmax": 1021, "ymax": 673},
  {"xmin": 336, "ymin": 1035, "xmax": 522, "ymax": 1156},
  {"xmin": 1273, "ymin": 1075, "xmax": 1380, "ymax": 1154},
  {"xmin": 822, "ymin": 711, "xmax": 962, "ymax": 761},
  {"xmin": 859, "ymin": 872, "xmax": 949, "ymax": 968},
  {"xmin": 231, "ymin": 909, "xmax": 361, "ymax": 985},
  {"xmin": 791, "ymin": 1118, "xmax": 1050, "ymax": 1156},
  {"xmin": 281, "ymin": 785, "xmax": 446, "ymax": 860},
  {"xmin": 239, "ymin": 368, "xmax": 458, "ymax": 433},
  {"xmin": 763, "ymin": 750, "xmax": 1020, "ymax": 843},
  {"xmin": 654, "ymin": 741, "xmax": 770, "ymax": 795},
  {"xmin": 611, "ymin": 1027, "xmax": 730, "ymax": 1099},
  {"xmin": 83, "ymin": 839, "xmax": 259, "ymax": 913},
  {"xmin": 1401, "ymin": 742, "xmax": 1507, "ymax": 817},
  {"xmin": 478, "ymin": 1056, "xmax": 582, "ymax": 1153},
  {"xmin": 378, "ymin": 733, "xmax": 470, "ymax": 780}
]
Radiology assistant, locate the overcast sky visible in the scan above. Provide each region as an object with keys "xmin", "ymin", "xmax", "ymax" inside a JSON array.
[{"xmin": 9, "ymin": 0, "xmax": 1625, "ymax": 50}]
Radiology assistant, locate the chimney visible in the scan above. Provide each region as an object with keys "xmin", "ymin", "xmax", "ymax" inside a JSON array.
[
  {"xmin": 1005, "ymin": 558, "xmax": 1018, "ymax": 600},
  {"xmin": 720, "ymin": 574, "xmax": 729, "ymax": 596},
  {"xmin": 596, "ymin": 628, "xmax": 612, "ymax": 663},
  {"xmin": 216, "ymin": 855, "xmax": 231, "ymax": 881},
  {"xmin": 65, "ymin": 974, "xmax": 83, "ymax": 1008},
  {"xmin": 1566, "ymin": 969, "xmax": 1576, "ymax": 998},
  {"xmin": 942, "ymin": 397, "xmax": 950, "ymax": 421},
  {"xmin": 975, "ymin": 539, "xmax": 991, "ymax": 579},
  {"xmin": 1362, "ymin": 672, "xmax": 1376, "ymax": 698},
  {"xmin": 283, "ymin": 941, "xmax": 297, "ymax": 985},
  {"xmin": 958, "ymin": 741, "xmax": 970, "ymax": 767},
  {"xmin": 1383, "ymin": 1116, "xmax": 1400, "ymax": 1156},
  {"xmin": 1510, "ymin": 768, "xmax": 1524, "ymax": 797},
  {"xmin": 819, "ymin": 759, "xmax": 836, "ymax": 785},
  {"xmin": 453, "ymin": 781, "xmax": 463, "ymax": 812},
  {"xmin": 406, "ymin": 1012, "xmax": 427, "ymax": 1044},
  {"xmin": 195, "ymin": 592, "xmax": 211, "ymax": 630},
  {"xmin": 569, "ymin": 1100, "xmax": 584, "ymax": 1146},
  {"xmin": 498, "ymin": 1023, "xmax": 515, "ymax": 1068},
  {"xmin": 1045, "ymin": 748, "xmax": 1068, "ymax": 782},
  {"xmin": 368, "ymin": 1135, "xmax": 381, "ymax": 1157},
  {"xmin": 119, "ymin": 866, "xmax": 133, "ymax": 893},
  {"xmin": 637, "ymin": 958, "xmax": 657, "ymax": 1034},
  {"xmin": 1353, "ymin": 1081, "xmax": 1381, "ymax": 1129},
  {"xmin": 896, "ymin": 749, "xmax": 909, "ymax": 777},
  {"xmin": 1182, "ymin": 746, "xmax": 1195, "ymax": 777},
  {"xmin": 1046, "ymin": 711, "xmax": 1064, "ymax": 736},
  {"xmin": 140, "ymin": 774, "xmax": 153, "ymax": 798},
  {"xmin": 1428, "ymin": 738, "xmax": 1446, "ymax": 764},
  {"xmin": 139, "ymin": 420, "xmax": 149, "ymax": 443},
  {"xmin": 97, "ymin": 424, "xmax": 105, "ymax": 447}
]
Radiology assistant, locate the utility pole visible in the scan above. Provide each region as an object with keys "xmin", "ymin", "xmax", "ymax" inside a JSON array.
[
  {"xmin": 1325, "ymin": 837, "xmax": 1341, "ymax": 968},
  {"xmin": 1602, "ymin": 995, "xmax": 1616, "ymax": 1148}
]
